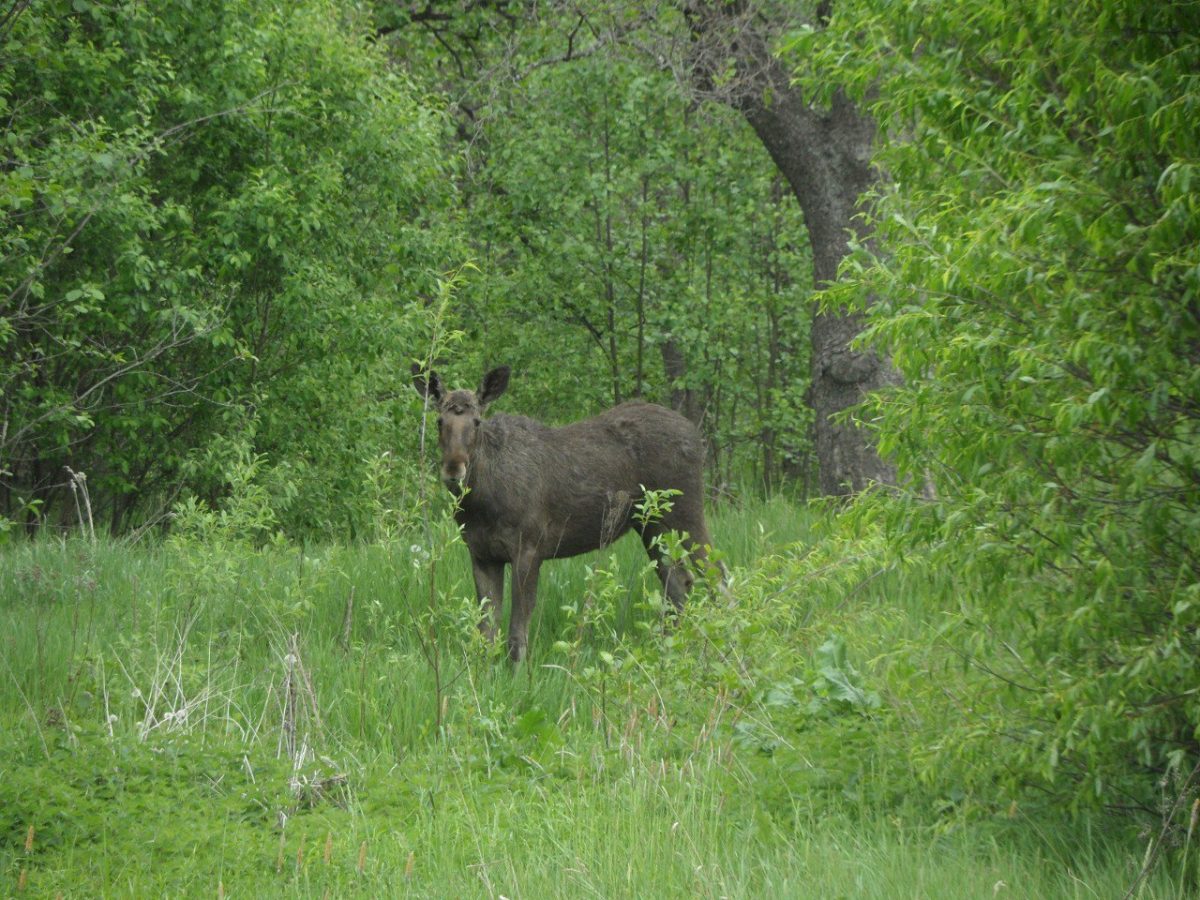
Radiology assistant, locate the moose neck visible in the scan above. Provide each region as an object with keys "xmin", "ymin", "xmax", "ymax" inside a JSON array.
[
  {"xmin": 449, "ymin": 413, "xmax": 551, "ymax": 522},
  {"xmin": 454, "ymin": 419, "xmax": 497, "ymax": 508}
]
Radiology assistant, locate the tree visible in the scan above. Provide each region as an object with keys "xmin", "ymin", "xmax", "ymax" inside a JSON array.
[
  {"xmin": 679, "ymin": 0, "xmax": 900, "ymax": 496},
  {"xmin": 810, "ymin": 0, "xmax": 1200, "ymax": 810}
]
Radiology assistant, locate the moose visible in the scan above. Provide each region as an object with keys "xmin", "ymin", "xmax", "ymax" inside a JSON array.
[{"xmin": 412, "ymin": 364, "xmax": 715, "ymax": 661}]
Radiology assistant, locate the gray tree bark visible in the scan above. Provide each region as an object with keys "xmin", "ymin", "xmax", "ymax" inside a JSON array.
[
  {"xmin": 684, "ymin": 2, "xmax": 899, "ymax": 495},
  {"xmin": 741, "ymin": 72, "xmax": 899, "ymax": 495},
  {"xmin": 660, "ymin": 337, "xmax": 704, "ymax": 427}
]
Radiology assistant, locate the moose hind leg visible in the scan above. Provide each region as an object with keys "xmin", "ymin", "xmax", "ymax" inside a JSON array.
[
  {"xmin": 642, "ymin": 487, "xmax": 717, "ymax": 611},
  {"xmin": 665, "ymin": 489, "xmax": 717, "ymax": 576}
]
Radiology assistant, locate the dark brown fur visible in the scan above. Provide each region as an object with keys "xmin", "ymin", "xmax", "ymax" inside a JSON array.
[{"xmin": 413, "ymin": 364, "xmax": 714, "ymax": 661}]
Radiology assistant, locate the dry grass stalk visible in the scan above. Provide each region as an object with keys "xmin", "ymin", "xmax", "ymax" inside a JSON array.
[
  {"xmin": 339, "ymin": 587, "xmax": 355, "ymax": 651},
  {"xmin": 281, "ymin": 644, "xmax": 297, "ymax": 761},
  {"xmin": 64, "ymin": 467, "xmax": 95, "ymax": 543},
  {"xmin": 357, "ymin": 841, "xmax": 367, "ymax": 875},
  {"xmin": 115, "ymin": 613, "xmax": 241, "ymax": 742},
  {"xmin": 278, "ymin": 631, "xmax": 323, "ymax": 762}
]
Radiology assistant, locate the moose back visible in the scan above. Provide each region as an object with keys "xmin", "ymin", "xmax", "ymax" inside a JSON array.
[{"xmin": 412, "ymin": 364, "xmax": 714, "ymax": 661}]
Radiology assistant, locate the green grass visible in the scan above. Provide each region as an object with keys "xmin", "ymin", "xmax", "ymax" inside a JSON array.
[{"xmin": 0, "ymin": 498, "xmax": 1176, "ymax": 897}]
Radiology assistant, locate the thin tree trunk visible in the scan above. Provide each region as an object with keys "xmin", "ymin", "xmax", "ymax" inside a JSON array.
[
  {"xmin": 660, "ymin": 338, "xmax": 701, "ymax": 426},
  {"xmin": 601, "ymin": 87, "xmax": 621, "ymax": 406},
  {"xmin": 635, "ymin": 175, "xmax": 650, "ymax": 397},
  {"xmin": 763, "ymin": 301, "xmax": 780, "ymax": 492}
]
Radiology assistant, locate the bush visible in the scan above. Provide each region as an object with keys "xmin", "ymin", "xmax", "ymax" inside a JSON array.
[
  {"xmin": 0, "ymin": 0, "xmax": 457, "ymax": 538},
  {"xmin": 789, "ymin": 0, "xmax": 1200, "ymax": 814}
]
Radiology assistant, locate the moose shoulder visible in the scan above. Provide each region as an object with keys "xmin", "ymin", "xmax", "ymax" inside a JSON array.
[{"xmin": 412, "ymin": 364, "xmax": 715, "ymax": 662}]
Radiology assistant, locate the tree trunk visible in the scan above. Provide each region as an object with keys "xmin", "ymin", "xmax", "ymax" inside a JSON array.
[
  {"xmin": 685, "ymin": 3, "xmax": 899, "ymax": 496},
  {"xmin": 660, "ymin": 338, "xmax": 703, "ymax": 426},
  {"xmin": 741, "ymin": 71, "xmax": 898, "ymax": 494}
]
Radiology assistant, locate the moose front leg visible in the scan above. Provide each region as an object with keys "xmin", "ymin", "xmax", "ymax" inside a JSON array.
[
  {"xmin": 471, "ymin": 557, "xmax": 505, "ymax": 643},
  {"xmin": 507, "ymin": 551, "xmax": 542, "ymax": 662}
]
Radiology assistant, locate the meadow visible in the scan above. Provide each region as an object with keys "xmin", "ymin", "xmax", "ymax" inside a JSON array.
[{"xmin": 0, "ymin": 496, "xmax": 1176, "ymax": 898}]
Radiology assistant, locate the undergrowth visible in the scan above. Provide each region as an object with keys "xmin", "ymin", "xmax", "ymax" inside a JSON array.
[{"xmin": 0, "ymin": 497, "xmax": 1185, "ymax": 896}]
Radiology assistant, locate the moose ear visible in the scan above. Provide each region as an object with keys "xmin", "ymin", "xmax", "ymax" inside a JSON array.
[
  {"xmin": 478, "ymin": 365, "xmax": 510, "ymax": 408},
  {"xmin": 411, "ymin": 363, "xmax": 444, "ymax": 404}
]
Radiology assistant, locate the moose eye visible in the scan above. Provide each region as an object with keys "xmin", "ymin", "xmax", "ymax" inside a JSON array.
[
  {"xmin": 473, "ymin": 417, "xmax": 481, "ymax": 427},
  {"xmin": 436, "ymin": 417, "xmax": 444, "ymax": 427}
]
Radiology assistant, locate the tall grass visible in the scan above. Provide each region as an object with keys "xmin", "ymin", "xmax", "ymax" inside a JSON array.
[{"xmin": 0, "ymin": 498, "xmax": 1176, "ymax": 896}]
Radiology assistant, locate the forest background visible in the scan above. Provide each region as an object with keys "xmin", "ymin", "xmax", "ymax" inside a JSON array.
[{"xmin": 1, "ymin": 0, "xmax": 1198, "ymax": 895}]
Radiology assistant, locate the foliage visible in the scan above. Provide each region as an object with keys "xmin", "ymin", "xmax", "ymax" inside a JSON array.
[
  {"xmin": 381, "ymin": 9, "xmax": 815, "ymax": 490},
  {"xmin": 788, "ymin": 0, "xmax": 1200, "ymax": 812},
  {"xmin": 1, "ymin": 0, "xmax": 456, "ymax": 538}
]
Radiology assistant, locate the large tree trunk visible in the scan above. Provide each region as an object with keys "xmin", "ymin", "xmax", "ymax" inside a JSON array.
[
  {"xmin": 739, "ymin": 71, "xmax": 899, "ymax": 494},
  {"xmin": 685, "ymin": 3, "xmax": 899, "ymax": 495}
]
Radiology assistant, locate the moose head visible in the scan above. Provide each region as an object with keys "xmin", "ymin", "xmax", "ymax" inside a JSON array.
[{"xmin": 411, "ymin": 364, "xmax": 510, "ymax": 493}]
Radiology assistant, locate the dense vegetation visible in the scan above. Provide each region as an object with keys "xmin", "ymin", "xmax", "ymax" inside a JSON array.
[
  {"xmin": 1, "ymin": 0, "xmax": 456, "ymax": 537},
  {"xmin": 2, "ymin": 0, "xmax": 1198, "ymax": 894},
  {"xmin": 805, "ymin": 0, "xmax": 1200, "ymax": 820}
]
